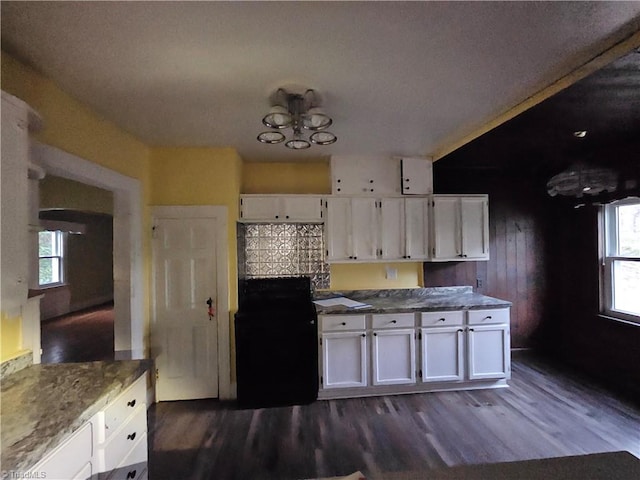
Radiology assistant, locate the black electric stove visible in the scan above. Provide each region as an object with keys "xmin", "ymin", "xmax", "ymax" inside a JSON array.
[{"xmin": 234, "ymin": 277, "xmax": 318, "ymax": 408}]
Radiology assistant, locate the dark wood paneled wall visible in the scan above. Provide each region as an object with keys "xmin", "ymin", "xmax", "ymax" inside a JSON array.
[
  {"xmin": 544, "ymin": 202, "xmax": 640, "ymax": 397},
  {"xmin": 424, "ymin": 170, "xmax": 549, "ymax": 349}
]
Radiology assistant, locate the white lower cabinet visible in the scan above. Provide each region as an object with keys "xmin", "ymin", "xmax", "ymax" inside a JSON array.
[
  {"xmin": 372, "ymin": 328, "xmax": 416, "ymax": 385},
  {"xmin": 27, "ymin": 420, "xmax": 94, "ymax": 480},
  {"xmin": 420, "ymin": 326, "xmax": 464, "ymax": 382},
  {"xmin": 27, "ymin": 373, "xmax": 148, "ymax": 480},
  {"xmin": 467, "ymin": 324, "xmax": 510, "ymax": 380},
  {"xmin": 319, "ymin": 308, "xmax": 510, "ymax": 399},
  {"xmin": 322, "ymin": 331, "xmax": 368, "ymax": 388}
]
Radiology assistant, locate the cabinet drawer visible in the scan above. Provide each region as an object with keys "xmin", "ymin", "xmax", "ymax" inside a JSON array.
[
  {"xmin": 321, "ymin": 315, "xmax": 366, "ymax": 331},
  {"xmin": 31, "ymin": 421, "xmax": 93, "ymax": 479},
  {"xmin": 467, "ymin": 308, "xmax": 510, "ymax": 325},
  {"xmin": 420, "ymin": 310, "xmax": 464, "ymax": 326},
  {"xmin": 104, "ymin": 374, "xmax": 147, "ymax": 440},
  {"xmin": 371, "ymin": 313, "xmax": 415, "ymax": 329},
  {"xmin": 102, "ymin": 406, "xmax": 148, "ymax": 471},
  {"xmin": 101, "ymin": 432, "xmax": 148, "ymax": 480}
]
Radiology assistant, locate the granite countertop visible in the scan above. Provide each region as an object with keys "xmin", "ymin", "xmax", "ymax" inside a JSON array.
[
  {"xmin": 313, "ymin": 286, "xmax": 511, "ymax": 315},
  {"xmin": 1, "ymin": 360, "xmax": 150, "ymax": 472}
]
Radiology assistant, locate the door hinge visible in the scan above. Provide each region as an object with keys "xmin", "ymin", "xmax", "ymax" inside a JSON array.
[
  {"xmin": 419, "ymin": 369, "xmax": 423, "ymax": 379},
  {"xmin": 155, "ymin": 368, "xmax": 159, "ymax": 380},
  {"xmin": 320, "ymin": 375, "xmax": 323, "ymax": 385},
  {"xmin": 418, "ymin": 331, "xmax": 422, "ymax": 340},
  {"xmin": 152, "ymin": 225, "xmax": 158, "ymax": 239},
  {"xmin": 319, "ymin": 337, "xmax": 323, "ymax": 346}
]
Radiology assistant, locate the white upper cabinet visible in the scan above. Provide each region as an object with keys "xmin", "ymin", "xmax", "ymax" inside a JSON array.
[
  {"xmin": 325, "ymin": 197, "xmax": 378, "ymax": 262},
  {"xmin": 1, "ymin": 92, "xmax": 35, "ymax": 315},
  {"xmin": 331, "ymin": 155, "xmax": 402, "ymax": 196},
  {"xmin": 379, "ymin": 197, "xmax": 429, "ymax": 261},
  {"xmin": 404, "ymin": 198, "xmax": 430, "ymax": 260},
  {"xmin": 239, "ymin": 195, "xmax": 323, "ymax": 222},
  {"xmin": 327, "ymin": 197, "xmax": 429, "ymax": 263},
  {"xmin": 399, "ymin": 157, "xmax": 433, "ymax": 195},
  {"xmin": 379, "ymin": 198, "xmax": 405, "ymax": 260},
  {"xmin": 431, "ymin": 195, "xmax": 489, "ymax": 261}
]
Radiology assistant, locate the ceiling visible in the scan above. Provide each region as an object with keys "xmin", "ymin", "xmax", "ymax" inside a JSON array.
[
  {"xmin": 437, "ymin": 48, "xmax": 640, "ymax": 180},
  {"xmin": 2, "ymin": 2, "xmax": 640, "ymax": 163}
]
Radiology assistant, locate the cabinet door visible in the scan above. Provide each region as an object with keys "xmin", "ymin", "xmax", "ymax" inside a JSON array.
[
  {"xmin": 282, "ymin": 196, "xmax": 323, "ymax": 221},
  {"xmin": 421, "ymin": 327, "xmax": 464, "ymax": 382},
  {"xmin": 350, "ymin": 198, "xmax": 378, "ymax": 260},
  {"xmin": 321, "ymin": 331, "xmax": 368, "ymax": 389},
  {"xmin": 467, "ymin": 324, "xmax": 510, "ymax": 380},
  {"xmin": 379, "ymin": 198, "xmax": 404, "ymax": 260},
  {"xmin": 400, "ymin": 157, "xmax": 433, "ymax": 195},
  {"xmin": 1, "ymin": 97, "xmax": 29, "ymax": 314},
  {"xmin": 371, "ymin": 328, "xmax": 416, "ymax": 385},
  {"xmin": 432, "ymin": 196, "xmax": 460, "ymax": 259},
  {"xmin": 404, "ymin": 198, "xmax": 429, "ymax": 260},
  {"xmin": 461, "ymin": 196, "xmax": 489, "ymax": 259},
  {"xmin": 325, "ymin": 198, "xmax": 351, "ymax": 261},
  {"xmin": 240, "ymin": 196, "xmax": 281, "ymax": 220}
]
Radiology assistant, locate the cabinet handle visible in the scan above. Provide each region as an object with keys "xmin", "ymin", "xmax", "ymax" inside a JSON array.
[
  {"xmin": 127, "ymin": 399, "xmax": 136, "ymax": 408},
  {"xmin": 337, "ymin": 188, "xmax": 341, "ymax": 192},
  {"xmin": 361, "ymin": 333, "xmax": 366, "ymax": 337},
  {"xmin": 390, "ymin": 320, "xmax": 397, "ymax": 324},
  {"xmin": 354, "ymin": 256, "xmax": 357, "ymax": 260},
  {"xmin": 468, "ymin": 328, "xmax": 475, "ymax": 332},
  {"xmin": 286, "ymin": 215, "xmax": 290, "ymax": 219},
  {"xmin": 275, "ymin": 215, "xmax": 279, "ymax": 219},
  {"xmin": 127, "ymin": 432, "xmax": 137, "ymax": 441},
  {"xmin": 457, "ymin": 329, "xmax": 464, "ymax": 333},
  {"xmin": 126, "ymin": 470, "xmax": 137, "ymax": 479},
  {"xmin": 407, "ymin": 255, "xmax": 411, "ymax": 259},
  {"xmin": 341, "ymin": 322, "xmax": 346, "ymax": 326},
  {"xmin": 369, "ymin": 180, "xmax": 374, "ymax": 183},
  {"xmin": 439, "ymin": 318, "xmax": 446, "ymax": 322},
  {"xmin": 485, "ymin": 316, "xmax": 492, "ymax": 320},
  {"xmin": 373, "ymin": 332, "xmax": 377, "ymax": 336}
]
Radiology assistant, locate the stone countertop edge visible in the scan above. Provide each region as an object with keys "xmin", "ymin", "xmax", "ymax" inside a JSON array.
[
  {"xmin": 0, "ymin": 359, "xmax": 151, "ymax": 472},
  {"xmin": 313, "ymin": 287, "xmax": 512, "ymax": 315}
]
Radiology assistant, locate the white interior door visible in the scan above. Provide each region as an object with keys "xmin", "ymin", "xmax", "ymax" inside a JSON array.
[{"xmin": 153, "ymin": 214, "xmax": 221, "ymax": 401}]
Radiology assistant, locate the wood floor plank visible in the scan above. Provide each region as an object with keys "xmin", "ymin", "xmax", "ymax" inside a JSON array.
[{"xmin": 148, "ymin": 352, "xmax": 640, "ymax": 480}]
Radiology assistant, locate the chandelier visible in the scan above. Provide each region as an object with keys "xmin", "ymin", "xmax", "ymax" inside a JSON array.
[
  {"xmin": 257, "ymin": 87, "xmax": 337, "ymax": 150},
  {"xmin": 546, "ymin": 162, "xmax": 618, "ymax": 198}
]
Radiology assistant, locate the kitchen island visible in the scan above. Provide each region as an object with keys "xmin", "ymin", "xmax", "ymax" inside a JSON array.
[
  {"xmin": 1, "ymin": 360, "xmax": 150, "ymax": 477},
  {"xmin": 314, "ymin": 287, "xmax": 512, "ymax": 399}
]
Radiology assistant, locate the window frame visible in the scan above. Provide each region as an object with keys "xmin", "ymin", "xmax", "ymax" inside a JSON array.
[
  {"xmin": 38, "ymin": 230, "xmax": 66, "ymax": 287},
  {"xmin": 601, "ymin": 197, "xmax": 640, "ymax": 324}
]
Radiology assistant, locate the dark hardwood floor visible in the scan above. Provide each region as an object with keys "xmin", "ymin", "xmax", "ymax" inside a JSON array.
[
  {"xmin": 40, "ymin": 303, "xmax": 115, "ymax": 363},
  {"xmin": 148, "ymin": 352, "xmax": 640, "ymax": 480}
]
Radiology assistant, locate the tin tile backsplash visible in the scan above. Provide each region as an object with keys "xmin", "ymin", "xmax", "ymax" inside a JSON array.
[{"xmin": 237, "ymin": 223, "xmax": 329, "ymax": 289}]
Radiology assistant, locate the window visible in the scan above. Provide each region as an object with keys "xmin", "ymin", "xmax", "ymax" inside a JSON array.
[
  {"xmin": 602, "ymin": 198, "xmax": 640, "ymax": 323},
  {"xmin": 39, "ymin": 230, "xmax": 65, "ymax": 286}
]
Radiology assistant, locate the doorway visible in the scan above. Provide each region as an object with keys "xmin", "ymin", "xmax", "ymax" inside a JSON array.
[{"xmin": 33, "ymin": 142, "xmax": 145, "ymax": 359}]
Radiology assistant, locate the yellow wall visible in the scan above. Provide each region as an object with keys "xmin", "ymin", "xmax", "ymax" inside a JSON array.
[
  {"xmin": 149, "ymin": 147, "xmax": 242, "ymax": 312},
  {"xmin": 1, "ymin": 51, "xmax": 152, "ymax": 359},
  {"xmin": 40, "ymin": 175, "xmax": 114, "ymax": 214},
  {"xmin": 0, "ymin": 312, "xmax": 24, "ymax": 362},
  {"xmin": 242, "ymin": 161, "xmax": 331, "ymax": 194},
  {"xmin": 330, "ymin": 263, "xmax": 423, "ymax": 290}
]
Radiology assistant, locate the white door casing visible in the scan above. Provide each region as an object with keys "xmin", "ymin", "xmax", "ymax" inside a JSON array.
[
  {"xmin": 32, "ymin": 142, "xmax": 144, "ymax": 359},
  {"xmin": 151, "ymin": 206, "xmax": 229, "ymax": 401}
]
